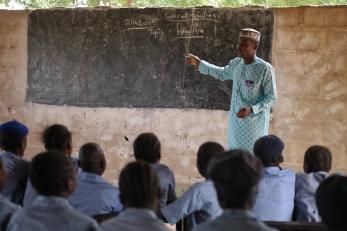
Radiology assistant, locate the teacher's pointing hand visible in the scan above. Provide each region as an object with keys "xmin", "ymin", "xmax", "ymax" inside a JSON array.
[{"xmin": 185, "ymin": 53, "xmax": 201, "ymax": 69}]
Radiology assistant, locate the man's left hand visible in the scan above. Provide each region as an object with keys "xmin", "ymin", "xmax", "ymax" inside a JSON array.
[{"xmin": 236, "ymin": 107, "xmax": 252, "ymax": 118}]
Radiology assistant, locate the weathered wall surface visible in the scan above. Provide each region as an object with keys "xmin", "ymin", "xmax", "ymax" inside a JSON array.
[
  {"xmin": 271, "ymin": 7, "xmax": 347, "ymax": 173},
  {"xmin": 0, "ymin": 6, "xmax": 346, "ymax": 185}
]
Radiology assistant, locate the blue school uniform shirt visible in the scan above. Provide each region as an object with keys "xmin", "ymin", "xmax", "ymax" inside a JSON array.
[
  {"xmin": 100, "ymin": 208, "xmax": 170, "ymax": 231},
  {"xmin": 295, "ymin": 171, "xmax": 329, "ymax": 222},
  {"xmin": 0, "ymin": 195, "xmax": 20, "ymax": 231},
  {"xmin": 23, "ymin": 156, "xmax": 79, "ymax": 207},
  {"xmin": 199, "ymin": 57, "xmax": 277, "ymax": 152},
  {"xmin": 252, "ymin": 167, "xmax": 295, "ymax": 221},
  {"xmin": 150, "ymin": 163, "xmax": 176, "ymax": 207},
  {"xmin": 193, "ymin": 210, "xmax": 278, "ymax": 231},
  {"xmin": 6, "ymin": 195, "xmax": 98, "ymax": 231},
  {"xmin": 68, "ymin": 171, "xmax": 122, "ymax": 216},
  {"xmin": 0, "ymin": 151, "xmax": 29, "ymax": 204},
  {"xmin": 161, "ymin": 180, "xmax": 222, "ymax": 231}
]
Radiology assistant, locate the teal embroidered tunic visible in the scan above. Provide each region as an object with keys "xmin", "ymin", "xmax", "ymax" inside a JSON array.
[{"xmin": 199, "ymin": 57, "xmax": 277, "ymax": 152}]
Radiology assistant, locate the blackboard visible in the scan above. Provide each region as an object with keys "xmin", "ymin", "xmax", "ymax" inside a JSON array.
[{"xmin": 27, "ymin": 7, "xmax": 274, "ymax": 110}]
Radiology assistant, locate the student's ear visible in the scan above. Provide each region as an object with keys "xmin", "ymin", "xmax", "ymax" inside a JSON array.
[
  {"xmin": 66, "ymin": 139, "xmax": 73, "ymax": 156},
  {"xmin": 21, "ymin": 136, "xmax": 28, "ymax": 154},
  {"xmin": 65, "ymin": 173, "xmax": 76, "ymax": 197},
  {"xmin": 279, "ymin": 155, "xmax": 284, "ymax": 163},
  {"xmin": 100, "ymin": 159, "xmax": 106, "ymax": 175},
  {"xmin": 197, "ymin": 161, "xmax": 205, "ymax": 177},
  {"xmin": 17, "ymin": 136, "xmax": 27, "ymax": 157},
  {"xmin": 119, "ymin": 192, "xmax": 125, "ymax": 206},
  {"xmin": 0, "ymin": 167, "xmax": 5, "ymax": 191}
]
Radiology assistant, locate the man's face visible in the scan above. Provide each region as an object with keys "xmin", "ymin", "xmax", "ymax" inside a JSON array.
[{"xmin": 238, "ymin": 38, "xmax": 257, "ymax": 59}]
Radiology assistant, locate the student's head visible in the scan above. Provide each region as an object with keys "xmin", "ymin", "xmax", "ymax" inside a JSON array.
[
  {"xmin": 30, "ymin": 151, "xmax": 76, "ymax": 198},
  {"xmin": 119, "ymin": 161, "xmax": 160, "ymax": 210},
  {"xmin": 133, "ymin": 133, "xmax": 161, "ymax": 164},
  {"xmin": 0, "ymin": 159, "xmax": 5, "ymax": 192},
  {"xmin": 42, "ymin": 124, "xmax": 72, "ymax": 156},
  {"xmin": 304, "ymin": 145, "xmax": 332, "ymax": 173},
  {"xmin": 197, "ymin": 142, "xmax": 225, "ymax": 178},
  {"xmin": 208, "ymin": 149, "xmax": 263, "ymax": 210},
  {"xmin": 238, "ymin": 28, "xmax": 260, "ymax": 60},
  {"xmin": 316, "ymin": 175, "xmax": 347, "ymax": 231},
  {"xmin": 0, "ymin": 120, "xmax": 28, "ymax": 157},
  {"xmin": 253, "ymin": 135, "xmax": 284, "ymax": 167},
  {"xmin": 78, "ymin": 143, "xmax": 106, "ymax": 176}
]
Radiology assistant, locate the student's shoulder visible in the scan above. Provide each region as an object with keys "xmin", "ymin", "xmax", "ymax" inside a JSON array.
[
  {"xmin": 7, "ymin": 206, "xmax": 26, "ymax": 227},
  {"xmin": 280, "ymin": 168, "xmax": 296, "ymax": 182},
  {"xmin": 95, "ymin": 177, "xmax": 119, "ymax": 191},
  {"xmin": 153, "ymin": 163, "xmax": 175, "ymax": 176},
  {"xmin": 67, "ymin": 208, "xmax": 98, "ymax": 226},
  {"xmin": 277, "ymin": 168, "xmax": 295, "ymax": 177},
  {"xmin": 0, "ymin": 196, "xmax": 18, "ymax": 209},
  {"xmin": 193, "ymin": 180, "xmax": 212, "ymax": 188},
  {"xmin": 186, "ymin": 181, "xmax": 213, "ymax": 196}
]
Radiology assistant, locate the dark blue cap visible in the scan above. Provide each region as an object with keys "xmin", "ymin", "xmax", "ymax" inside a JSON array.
[{"xmin": 0, "ymin": 120, "xmax": 29, "ymax": 138}]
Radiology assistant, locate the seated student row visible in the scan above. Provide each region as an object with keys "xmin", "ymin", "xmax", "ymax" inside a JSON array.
[{"xmin": 0, "ymin": 120, "xmax": 345, "ymax": 231}]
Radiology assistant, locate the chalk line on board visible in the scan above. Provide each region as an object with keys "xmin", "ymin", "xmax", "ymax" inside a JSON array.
[{"xmin": 182, "ymin": 8, "xmax": 196, "ymax": 91}]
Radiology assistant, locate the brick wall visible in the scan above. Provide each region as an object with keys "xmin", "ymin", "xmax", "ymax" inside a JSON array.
[{"xmin": 0, "ymin": 6, "xmax": 346, "ymax": 185}]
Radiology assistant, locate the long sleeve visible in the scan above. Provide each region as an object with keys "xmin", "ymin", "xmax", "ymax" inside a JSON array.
[
  {"xmin": 161, "ymin": 185, "xmax": 203, "ymax": 224},
  {"xmin": 251, "ymin": 64, "xmax": 277, "ymax": 115},
  {"xmin": 198, "ymin": 58, "xmax": 241, "ymax": 81},
  {"xmin": 166, "ymin": 169, "xmax": 177, "ymax": 204}
]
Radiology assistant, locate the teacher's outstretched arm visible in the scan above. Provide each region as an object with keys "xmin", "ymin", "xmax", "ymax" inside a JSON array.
[{"xmin": 185, "ymin": 53, "xmax": 238, "ymax": 82}]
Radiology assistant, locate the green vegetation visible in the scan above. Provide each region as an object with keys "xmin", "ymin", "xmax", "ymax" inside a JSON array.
[{"xmin": 0, "ymin": 0, "xmax": 346, "ymax": 8}]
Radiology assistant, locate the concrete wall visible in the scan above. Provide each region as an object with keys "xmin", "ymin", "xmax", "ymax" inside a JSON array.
[
  {"xmin": 271, "ymin": 7, "xmax": 347, "ymax": 173},
  {"xmin": 0, "ymin": 6, "xmax": 346, "ymax": 185}
]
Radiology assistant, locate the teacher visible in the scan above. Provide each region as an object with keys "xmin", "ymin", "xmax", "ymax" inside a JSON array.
[{"xmin": 186, "ymin": 28, "xmax": 277, "ymax": 152}]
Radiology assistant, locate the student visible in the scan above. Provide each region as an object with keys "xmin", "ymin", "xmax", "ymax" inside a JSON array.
[
  {"xmin": 316, "ymin": 175, "xmax": 347, "ymax": 231},
  {"xmin": 133, "ymin": 133, "xmax": 176, "ymax": 208},
  {"xmin": 6, "ymin": 151, "xmax": 98, "ymax": 231},
  {"xmin": 68, "ymin": 143, "xmax": 122, "ymax": 216},
  {"xmin": 100, "ymin": 161, "xmax": 170, "ymax": 231},
  {"xmin": 23, "ymin": 124, "xmax": 77, "ymax": 207},
  {"xmin": 41, "ymin": 124, "xmax": 77, "ymax": 169},
  {"xmin": 161, "ymin": 142, "xmax": 224, "ymax": 231},
  {"xmin": 193, "ymin": 149, "xmax": 276, "ymax": 231},
  {"xmin": 0, "ymin": 120, "xmax": 29, "ymax": 204},
  {"xmin": 252, "ymin": 135, "xmax": 295, "ymax": 221},
  {"xmin": 295, "ymin": 145, "xmax": 332, "ymax": 222},
  {"xmin": 0, "ymin": 159, "xmax": 19, "ymax": 231}
]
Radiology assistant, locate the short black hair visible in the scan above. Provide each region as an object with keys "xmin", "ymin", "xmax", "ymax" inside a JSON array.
[
  {"xmin": 197, "ymin": 142, "xmax": 225, "ymax": 178},
  {"xmin": 304, "ymin": 145, "xmax": 332, "ymax": 173},
  {"xmin": 208, "ymin": 149, "xmax": 263, "ymax": 209},
  {"xmin": 30, "ymin": 151, "xmax": 75, "ymax": 197},
  {"xmin": 42, "ymin": 124, "xmax": 72, "ymax": 152},
  {"xmin": 253, "ymin": 135, "xmax": 284, "ymax": 167},
  {"xmin": 78, "ymin": 142, "xmax": 105, "ymax": 174},
  {"xmin": 133, "ymin": 133, "xmax": 161, "ymax": 164},
  {"xmin": 0, "ymin": 132, "xmax": 26, "ymax": 154},
  {"xmin": 119, "ymin": 161, "xmax": 160, "ymax": 209},
  {"xmin": 316, "ymin": 175, "xmax": 347, "ymax": 231}
]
